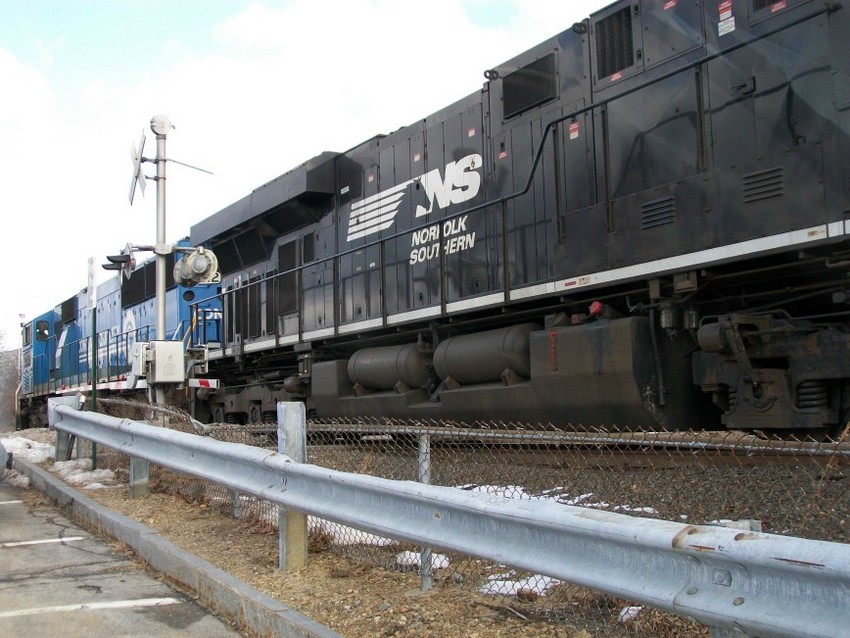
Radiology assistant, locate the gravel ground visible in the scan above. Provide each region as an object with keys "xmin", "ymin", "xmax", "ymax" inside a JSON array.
[{"xmin": 83, "ymin": 486, "xmax": 704, "ymax": 638}]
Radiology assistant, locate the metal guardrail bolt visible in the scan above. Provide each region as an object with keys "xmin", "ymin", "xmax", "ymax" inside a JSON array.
[{"xmin": 713, "ymin": 570, "xmax": 732, "ymax": 586}]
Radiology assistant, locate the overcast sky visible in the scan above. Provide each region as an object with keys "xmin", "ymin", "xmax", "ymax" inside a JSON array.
[{"xmin": 1, "ymin": 0, "xmax": 607, "ymax": 350}]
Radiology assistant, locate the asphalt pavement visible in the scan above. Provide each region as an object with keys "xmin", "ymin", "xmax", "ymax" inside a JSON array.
[
  {"xmin": 3, "ymin": 457, "xmax": 341, "ymax": 638},
  {"xmin": 0, "ymin": 479, "xmax": 244, "ymax": 637}
]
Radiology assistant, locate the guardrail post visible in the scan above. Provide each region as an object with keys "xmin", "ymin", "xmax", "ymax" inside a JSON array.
[
  {"xmin": 49, "ymin": 396, "xmax": 80, "ymax": 461},
  {"xmin": 129, "ymin": 456, "xmax": 150, "ymax": 498},
  {"xmin": 418, "ymin": 433, "xmax": 432, "ymax": 592},
  {"xmin": 55, "ymin": 430, "xmax": 73, "ymax": 462},
  {"xmin": 277, "ymin": 401, "xmax": 308, "ymax": 571}
]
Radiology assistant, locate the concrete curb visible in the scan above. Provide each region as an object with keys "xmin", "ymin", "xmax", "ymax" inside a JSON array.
[{"xmin": 13, "ymin": 457, "xmax": 344, "ymax": 638}]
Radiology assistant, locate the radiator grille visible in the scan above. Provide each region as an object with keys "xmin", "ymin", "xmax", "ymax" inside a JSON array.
[
  {"xmin": 595, "ymin": 7, "xmax": 634, "ymax": 79},
  {"xmin": 503, "ymin": 53, "xmax": 558, "ymax": 119}
]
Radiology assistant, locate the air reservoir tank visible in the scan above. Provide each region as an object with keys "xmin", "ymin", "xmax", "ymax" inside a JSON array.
[
  {"xmin": 433, "ymin": 323, "xmax": 538, "ymax": 385},
  {"xmin": 347, "ymin": 343, "xmax": 430, "ymax": 391}
]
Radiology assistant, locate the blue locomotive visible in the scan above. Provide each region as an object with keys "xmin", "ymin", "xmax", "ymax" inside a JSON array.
[{"xmin": 18, "ymin": 241, "xmax": 221, "ymax": 428}]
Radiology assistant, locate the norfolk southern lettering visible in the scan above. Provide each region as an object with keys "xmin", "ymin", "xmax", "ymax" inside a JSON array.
[
  {"xmin": 345, "ymin": 153, "xmax": 483, "ymax": 255},
  {"xmin": 408, "ymin": 216, "xmax": 475, "ymax": 265}
]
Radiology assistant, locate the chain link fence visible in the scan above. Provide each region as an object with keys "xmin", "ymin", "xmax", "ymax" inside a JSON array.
[{"xmin": 89, "ymin": 399, "xmax": 850, "ymax": 636}]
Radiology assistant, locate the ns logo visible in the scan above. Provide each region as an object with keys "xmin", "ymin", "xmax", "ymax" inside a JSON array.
[{"xmin": 345, "ymin": 153, "xmax": 483, "ymax": 242}]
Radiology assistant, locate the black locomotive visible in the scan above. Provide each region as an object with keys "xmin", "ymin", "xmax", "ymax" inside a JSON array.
[{"xmin": 188, "ymin": 0, "xmax": 850, "ymax": 434}]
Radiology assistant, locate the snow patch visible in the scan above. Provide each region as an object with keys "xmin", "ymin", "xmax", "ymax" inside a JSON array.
[
  {"xmin": 1, "ymin": 436, "xmax": 54, "ymax": 464},
  {"xmin": 83, "ymin": 482, "xmax": 119, "ymax": 490},
  {"xmin": 395, "ymin": 550, "xmax": 450, "ymax": 570},
  {"xmin": 309, "ymin": 517, "xmax": 395, "ymax": 547},
  {"xmin": 460, "ymin": 485, "xmax": 623, "ymax": 510},
  {"xmin": 479, "ymin": 574, "xmax": 561, "ymax": 597},
  {"xmin": 4, "ymin": 470, "xmax": 30, "ymax": 488},
  {"xmin": 50, "ymin": 459, "xmax": 119, "ymax": 487},
  {"xmin": 618, "ymin": 605, "xmax": 643, "ymax": 624}
]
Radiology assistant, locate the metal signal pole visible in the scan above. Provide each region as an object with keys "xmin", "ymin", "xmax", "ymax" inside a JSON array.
[
  {"xmin": 87, "ymin": 257, "xmax": 97, "ymax": 469},
  {"xmin": 120, "ymin": 115, "xmax": 214, "ymax": 411},
  {"xmin": 151, "ymin": 115, "xmax": 172, "ymax": 407},
  {"xmin": 151, "ymin": 116, "xmax": 170, "ymax": 343}
]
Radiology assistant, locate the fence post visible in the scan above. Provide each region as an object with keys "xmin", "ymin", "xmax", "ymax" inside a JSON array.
[
  {"xmin": 277, "ymin": 401, "xmax": 308, "ymax": 571},
  {"xmin": 230, "ymin": 488, "xmax": 243, "ymax": 519},
  {"xmin": 418, "ymin": 432, "xmax": 433, "ymax": 591}
]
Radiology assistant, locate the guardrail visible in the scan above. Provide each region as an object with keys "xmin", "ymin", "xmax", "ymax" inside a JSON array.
[{"xmin": 47, "ymin": 398, "xmax": 850, "ymax": 638}]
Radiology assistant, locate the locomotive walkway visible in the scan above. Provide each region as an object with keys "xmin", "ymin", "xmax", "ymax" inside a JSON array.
[{"xmin": 2, "ymin": 458, "xmax": 341, "ymax": 638}]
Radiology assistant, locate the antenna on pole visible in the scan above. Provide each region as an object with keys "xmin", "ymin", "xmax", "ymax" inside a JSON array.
[
  {"xmin": 127, "ymin": 123, "xmax": 212, "ymax": 205},
  {"xmin": 168, "ymin": 157, "xmax": 214, "ymax": 174}
]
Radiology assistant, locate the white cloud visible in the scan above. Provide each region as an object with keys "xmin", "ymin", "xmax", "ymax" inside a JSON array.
[{"xmin": 0, "ymin": 49, "xmax": 57, "ymax": 163}]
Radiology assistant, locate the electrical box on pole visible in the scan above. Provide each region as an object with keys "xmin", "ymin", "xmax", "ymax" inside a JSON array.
[{"xmin": 147, "ymin": 341, "xmax": 185, "ymax": 384}]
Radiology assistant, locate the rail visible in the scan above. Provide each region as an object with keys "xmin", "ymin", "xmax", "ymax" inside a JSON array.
[{"xmin": 48, "ymin": 398, "xmax": 850, "ymax": 638}]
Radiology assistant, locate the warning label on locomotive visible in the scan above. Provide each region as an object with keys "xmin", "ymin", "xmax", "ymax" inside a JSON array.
[
  {"xmin": 718, "ymin": 0, "xmax": 735, "ymax": 35},
  {"xmin": 409, "ymin": 216, "xmax": 476, "ymax": 265},
  {"xmin": 718, "ymin": 16, "xmax": 735, "ymax": 35}
]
